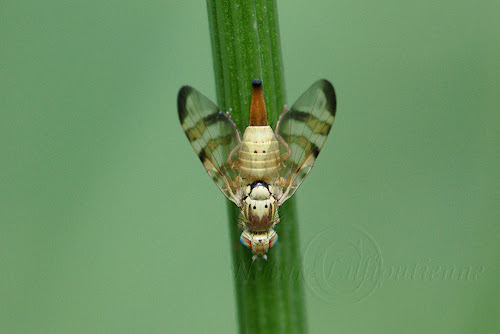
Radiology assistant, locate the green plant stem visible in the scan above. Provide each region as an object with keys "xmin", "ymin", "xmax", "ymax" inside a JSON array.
[{"xmin": 206, "ymin": 1, "xmax": 307, "ymax": 333}]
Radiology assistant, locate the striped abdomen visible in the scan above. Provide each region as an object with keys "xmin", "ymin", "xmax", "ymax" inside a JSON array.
[{"xmin": 239, "ymin": 126, "xmax": 280, "ymax": 182}]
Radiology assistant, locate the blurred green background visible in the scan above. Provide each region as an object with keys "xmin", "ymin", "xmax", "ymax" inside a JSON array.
[{"xmin": 1, "ymin": 1, "xmax": 499, "ymax": 333}]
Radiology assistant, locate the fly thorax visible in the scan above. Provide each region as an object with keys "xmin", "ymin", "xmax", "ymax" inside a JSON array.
[{"xmin": 242, "ymin": 181, "xmax": 277, "ymax": 231}]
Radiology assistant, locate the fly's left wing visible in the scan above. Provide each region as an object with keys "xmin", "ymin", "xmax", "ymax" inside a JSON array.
[
  {"xmin": 276, "ymin": 79, "xmax": 337, "ymax": 204},
  {"xmin": 178, "ymin": 86, "xmax": 241, "ymax": 205}
]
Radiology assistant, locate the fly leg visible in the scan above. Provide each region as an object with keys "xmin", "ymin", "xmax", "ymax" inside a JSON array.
[
  {"xmin": 237, "ymin": 210, "xmax": 247, "ymax": 231},
  {"xmin": 275, "ymin": 106, "xmax": 291, "ymax": 162}
]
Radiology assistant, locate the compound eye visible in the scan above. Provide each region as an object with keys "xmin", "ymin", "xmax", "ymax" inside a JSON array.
[
  {"xmin": 269, "ymin": 233, "xmax": 278, "ymax": 248},
  {"xmin": 240, "ymin": 235, "xmax": 252, "ymax": 250}
]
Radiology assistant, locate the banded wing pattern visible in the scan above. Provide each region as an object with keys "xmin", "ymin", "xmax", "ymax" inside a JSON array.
[
  {"xmin": 276, "ymin": 79, "xmax": 337, "ymax": 203},
  {"xmin": 178, "ymin": 86, "xmax": 241, "ymax": 204}
]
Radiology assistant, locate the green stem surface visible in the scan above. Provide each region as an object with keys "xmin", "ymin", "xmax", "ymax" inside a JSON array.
[{"xmin": 206, "ymin": 1, "xmax": 307, "ymax": 333}]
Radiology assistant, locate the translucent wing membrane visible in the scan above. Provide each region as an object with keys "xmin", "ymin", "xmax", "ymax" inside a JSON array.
[
  {"xmin": 276, "ymin": 79, "xmax": 336, "ymax": 204},
  {"xmin": 178, "ymin": 86, "xmax": 241, "ymax": 205}
]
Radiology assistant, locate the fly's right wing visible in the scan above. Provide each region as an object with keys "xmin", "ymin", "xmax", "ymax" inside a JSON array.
[
  {"xmin": 276, "ymin": 79, "xmax": 337, "ymax": 204},
  {"xmin": 178, "ymin": 86, "xmax": 242, "ymax": 205}
]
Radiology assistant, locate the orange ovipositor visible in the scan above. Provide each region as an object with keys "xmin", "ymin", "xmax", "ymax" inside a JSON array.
[{"xmin": 248, "ymin": 79, "xmax": 268, "ymax": 126}]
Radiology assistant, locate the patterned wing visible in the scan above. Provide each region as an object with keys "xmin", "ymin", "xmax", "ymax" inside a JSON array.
[
  {"xmin": 276, "ymin": 79, "xmax": 337, "ymax": 204},
  {"xmin": 178, "ymin": 86, "xmax": 242, "ymax": 205}
]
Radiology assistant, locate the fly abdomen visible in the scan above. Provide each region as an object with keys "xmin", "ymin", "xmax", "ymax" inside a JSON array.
[{"xmin": 239, "ymin": 126, "xmax": 280, "ymax": 182}]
